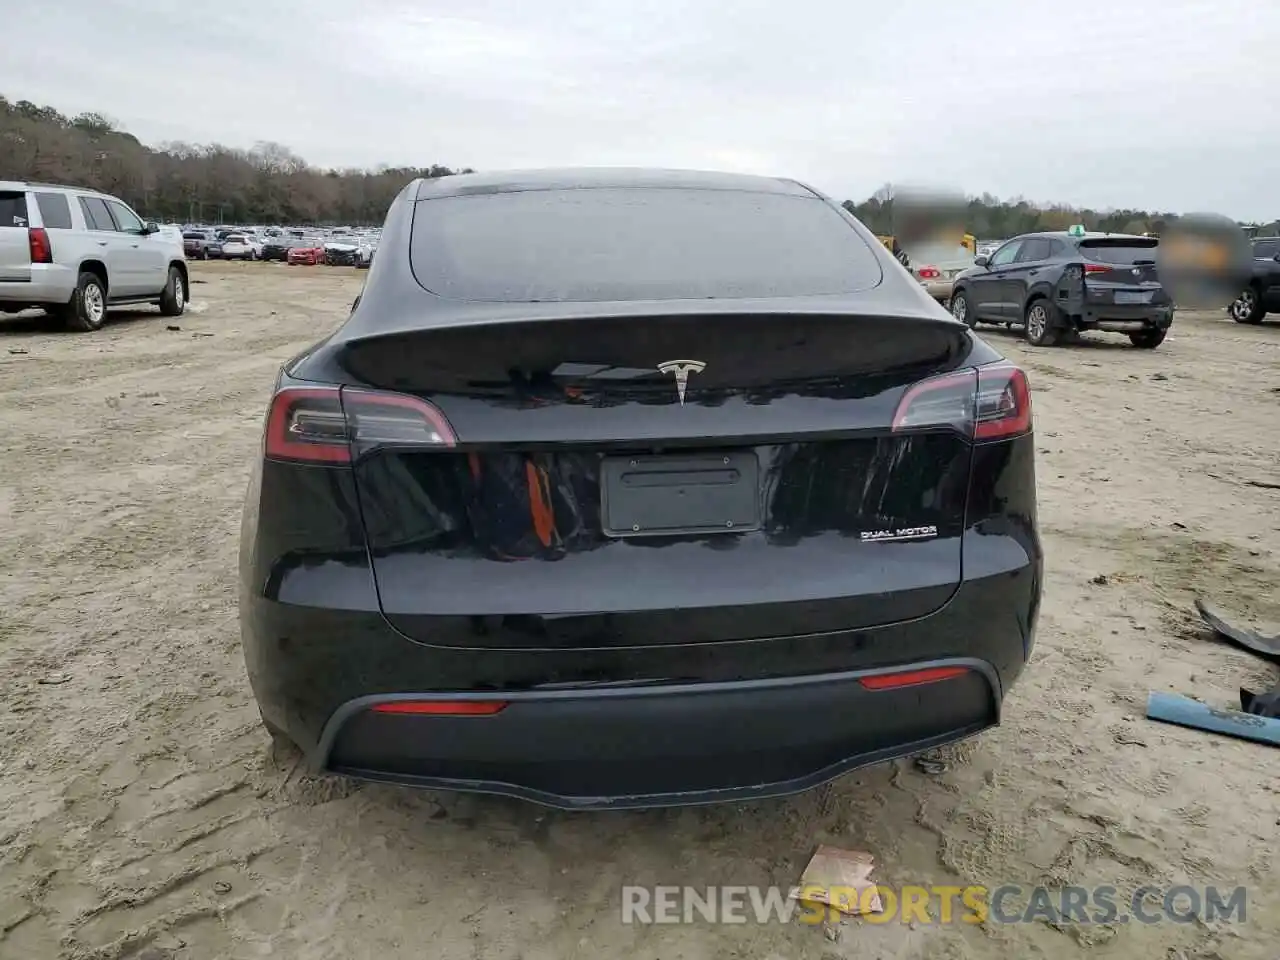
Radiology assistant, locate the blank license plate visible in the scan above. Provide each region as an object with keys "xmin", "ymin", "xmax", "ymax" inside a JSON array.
[
  {"xmin": 1114, "ymin": 291, "xmax": 1153, "ymax": 304},
  {"xmin": 600, "ymin": 452, "xmax": 760, "ymax": 537}
]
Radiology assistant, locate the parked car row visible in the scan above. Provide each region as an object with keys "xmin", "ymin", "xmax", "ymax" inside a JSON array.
[{"xmin": 183, "ymin": 223, "xmax": 378, "ymax": 268}]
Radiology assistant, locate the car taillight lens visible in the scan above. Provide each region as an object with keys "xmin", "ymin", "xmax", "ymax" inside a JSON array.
[
  {"xmin": 891, "ymin": 363, "xmax": 1031, "ymax": 441},
  {"xmin": 263, "ymin": 385, "xmax": 457, "ymax": 464},
  {"xmin": 972, "ymin": 364, "xmax": 1032, "ymax": 439},
  {"xmin": 28, "ymin": 228, "xmax": 52, "ymax": 264},
  {"xmin": 858, "ymin": 665, "xmax": 969, "ymax": 690},
  {"xmin": 917, "ymin": 266, "xmax": 941, "ymax": 280},
  {"xmin": 1083, "ymin": 263, "xmax": 1111, "ymax": 275},
  {"xmin": 370, "ymin": 700, "xmax": 508, "ymax": 716}
]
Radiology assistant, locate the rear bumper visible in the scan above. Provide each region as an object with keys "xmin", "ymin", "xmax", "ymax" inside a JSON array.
[
  {"xmin": 242, "ymin": 559, "xmax": 1038, "ymax": 808},
  {"xmin": 241, "ymin": 426, "xmax": 1041, "ymax": 809},
  {"xmin": 0, "ymin": 264, "xmax": 77, "ymax": 306},
  {"xmin": 321, "ymin": 661, "xmax": 997, "ymax": 809},
  {"xmin": 1078, "ymin": 304, "xmax": 1174, "ymax": 329},
  {"xmin": 922, "ymin": 279, "xmax": 955, "ymax": 301}
]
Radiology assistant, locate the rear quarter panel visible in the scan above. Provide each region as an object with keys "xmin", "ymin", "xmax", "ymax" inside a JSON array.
[{"xmin": 1025, "ymin": 258, "xmax": 1071, "ymax": 309}]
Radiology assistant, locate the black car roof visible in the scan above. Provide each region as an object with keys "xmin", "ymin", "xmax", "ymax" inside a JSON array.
[{"xmin": 414, "ymin": 167, "xmax": 820, "ymax": 201}]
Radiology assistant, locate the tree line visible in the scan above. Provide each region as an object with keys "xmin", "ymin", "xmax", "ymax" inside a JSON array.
[
  {"xmin": 0, "ymin": 95, "xmax": 470, "ymax": 225},
  {"xmin": 843, "ymin": 190, "xmax": 1173, "ymax": 241},
  {"xmin": 844, "ymin": 185, "xmax": 1276, "ymax": 241},
  {"xmin": 2, "ymin": 93, "xmax": 1274, "ymax": 235}
]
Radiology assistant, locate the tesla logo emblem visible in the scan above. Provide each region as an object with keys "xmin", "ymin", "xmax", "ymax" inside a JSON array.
[{"xmin": 656, "ymin": 360, "xmax": 706, "ymax": 407}]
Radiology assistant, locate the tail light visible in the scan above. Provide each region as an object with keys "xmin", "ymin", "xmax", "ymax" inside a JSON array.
[
  {"xmin": 859, "ymin": 665, "xmax": 968, "ymax": 690},
  {"xmin": 370, "ymin": 700, "xmax": 508, "ymax": 716},
  {"xmin": 891, "ymin": 363, "xmax": 1031, "ymax": 441},
  {"xmin": 1083, "ymin": 263, "xmax": 1111, "ymax": 275},
  {"xmin": 263, "ymin": 385, "xmax": 457, "ymax": 464},
  {"xmin": 28, "ymin": 228, "xmax": 52, "ymax": 264},
  {"xmin": 917, "ymin": 266, "xmax": 941, "ymax": 280}
]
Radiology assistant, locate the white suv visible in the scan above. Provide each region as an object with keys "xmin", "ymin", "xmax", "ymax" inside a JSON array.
[{"xmin": 0, "ymin": 181, "xmax": 188, "ymax": 331}]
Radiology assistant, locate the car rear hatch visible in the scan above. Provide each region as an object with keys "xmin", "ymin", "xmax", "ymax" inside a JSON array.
[
  {"xmin": 1074, "ymin": 237, "xmax": 1168, "ymax": 307},
  {"xmin": 0, "ymin": 190, "xmax": 32, "ymax": 283},
  {"xmin": 333, "ymin": 310, "xmax": 984, "ymax": 650},
  {"xmin": 906, "ymin": 244, "xmax": 975, "ymax": 284}
]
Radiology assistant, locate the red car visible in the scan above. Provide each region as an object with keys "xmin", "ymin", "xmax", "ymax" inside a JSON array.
[{"xmin": 287, "ymin": 240, "xmax": 326, "ymax": 266}]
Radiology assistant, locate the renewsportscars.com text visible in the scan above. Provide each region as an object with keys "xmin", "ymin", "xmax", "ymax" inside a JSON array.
[{"xmin": 620, "ymin": 884, "xmax": 1247, "ymax": 926}]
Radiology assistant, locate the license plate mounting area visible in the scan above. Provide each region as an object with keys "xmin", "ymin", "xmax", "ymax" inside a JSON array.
[{"xmin": 600, "ymin": 452, "xmax": 760, "ymax": 538}]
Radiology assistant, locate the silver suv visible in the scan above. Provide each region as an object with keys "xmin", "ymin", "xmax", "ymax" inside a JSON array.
[{"xmin": 0, "ymin": 181, "xmax": 188, "ymax": 331}]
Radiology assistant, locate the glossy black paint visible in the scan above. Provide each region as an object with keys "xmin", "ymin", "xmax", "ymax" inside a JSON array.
[
  {"xmin": 294, "ymin": 170, "xmax": 986, "ymax": 386},
  {"xmin": 360, "ymin": 434, "xmax": 972, "ymax": 647},
  {"xmin": 323, "ymin": 662, "xmax": 997, "ymax": 809},
  {"xmin": 239, "ymin": 168, "xmax": 1043, "ymax": 808}
]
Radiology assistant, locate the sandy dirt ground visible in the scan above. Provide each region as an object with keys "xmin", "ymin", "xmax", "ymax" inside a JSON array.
[{"xmin": 1, "ymin": 261, "xmax": 1278, "ymax": 960}]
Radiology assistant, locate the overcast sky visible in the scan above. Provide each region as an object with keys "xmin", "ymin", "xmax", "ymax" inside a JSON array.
[{"xmin": 3, "ymin": 0, "xmax": 1278, "ymax": 218}]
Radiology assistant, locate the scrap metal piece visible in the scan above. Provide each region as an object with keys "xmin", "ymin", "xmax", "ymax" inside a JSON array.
[
  {"xmin": 1240, "ymin": 684, "xmax": 1280, "ymax": 719},
  {"xmin": 1194, "ymin": 599, "xmax": 1280, "ymax": 662}
]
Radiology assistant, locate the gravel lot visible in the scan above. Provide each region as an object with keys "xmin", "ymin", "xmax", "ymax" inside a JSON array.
[{"xmin": 2, "ymin": 261, "xmax": 1278, "ymax": 960}]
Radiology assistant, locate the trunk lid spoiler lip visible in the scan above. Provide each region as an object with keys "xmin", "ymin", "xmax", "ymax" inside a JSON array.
[
  {"xmin": 332, "ymin": 295, "xmax": 967, "ymax": 347},
  {"xmin": 289, "ymin": 305, "xmax": 996, "ymax": 387}
]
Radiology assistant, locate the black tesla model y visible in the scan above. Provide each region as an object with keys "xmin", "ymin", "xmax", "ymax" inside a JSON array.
[{"xmin": 239, "ymin": 168, "xmax": 1042, "ymax": 810}]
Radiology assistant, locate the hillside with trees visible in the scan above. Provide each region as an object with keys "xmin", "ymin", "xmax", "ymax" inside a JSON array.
[
  {"xmin": 0, "ymin": 95, "xmax": 469, "ymax": 225},
  {"xmin": 2, "ymin": 93, "xmax": 1275, "ymax": 234}
]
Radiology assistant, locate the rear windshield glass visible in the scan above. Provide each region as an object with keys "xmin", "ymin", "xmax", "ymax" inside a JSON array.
[
  {"xmin": 0, "ymin": 191, "xmax": 28, "ymax": 228},
  {"xmin": 1253, "ymin": 239, "xmax": 1280, "ymax": 258},
  {"xmin": 409, "ymin": 188, "xmax": 883, "ymax": 302},
  {"xmin": 1077, "ymin": 238, "xmax": 1159, "ymax": 264}
]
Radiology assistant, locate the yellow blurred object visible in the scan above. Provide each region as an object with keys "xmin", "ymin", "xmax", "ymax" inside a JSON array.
[
  {"xmin": 879, "ymin": 233, "xmax": 975, "ymax": 254},
  {"xmin": 1163, "ymin": 235, "xmax": 1228, "ymax": 270}
]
